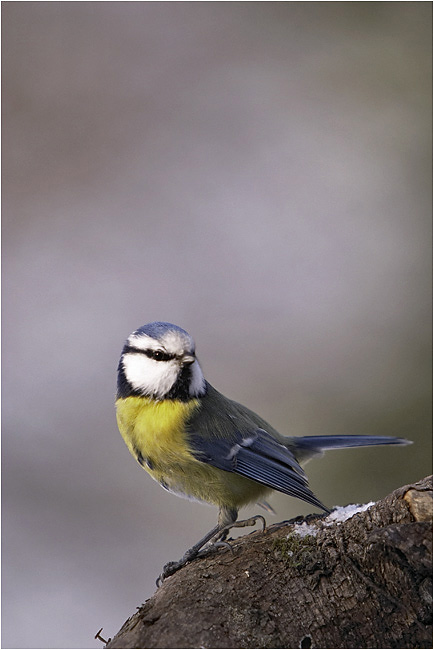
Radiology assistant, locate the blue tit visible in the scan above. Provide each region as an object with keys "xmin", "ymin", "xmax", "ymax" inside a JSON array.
[{"xmin": 116, "ymin": 321, "xmax": 411, "ymax": 583}]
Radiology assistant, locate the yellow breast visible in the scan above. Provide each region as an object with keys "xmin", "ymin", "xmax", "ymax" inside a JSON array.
[{"xmin": 115, "ymin": 396, "xmax": 200, "ymax": 467}]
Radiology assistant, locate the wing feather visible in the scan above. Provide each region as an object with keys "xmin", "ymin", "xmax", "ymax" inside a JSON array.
[{"xmin": 189, "ymin": 427, "xmax": 328, "ymax": 512}]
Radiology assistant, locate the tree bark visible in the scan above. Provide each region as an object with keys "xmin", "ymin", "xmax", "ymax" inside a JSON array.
[{"xmin": 106, "ymin": 476, "xmax": 432, "ymax": 649}]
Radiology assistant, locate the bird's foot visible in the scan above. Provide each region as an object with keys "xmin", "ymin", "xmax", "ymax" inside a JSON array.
[
  {"xmin": 156, "ymin": 540, "xmax": 232, "ymax": 586},
  {"xmin": 158, "ymin": 543, "xmax": 200, "ymax": 585},
  {"xmin": 157, "ymin": 558, "xmax": 186, "ymax": 586},
  {"xmin": 218, "ymin": 514, "xmax": 267, "ymax": 541},
  {"xmin": 156, "ymin": 515, "xmax": 267, "ymax": 586}
]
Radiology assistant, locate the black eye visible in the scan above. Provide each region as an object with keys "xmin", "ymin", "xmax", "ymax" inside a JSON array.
[{"xmin": 143, "ymin": 348, "xmax": 174, "ymax": 362}]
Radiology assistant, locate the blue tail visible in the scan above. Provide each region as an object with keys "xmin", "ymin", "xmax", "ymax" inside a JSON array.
[{"xmin": 295, "ymin": 435, "xmax": 412, "ymax": 452}]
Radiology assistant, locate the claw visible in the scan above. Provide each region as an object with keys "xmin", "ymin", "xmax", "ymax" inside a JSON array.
[
  {"xmin": 213, "ymin": 540, "xmax": 233, "ymax": 553},
  {"xmin": 156, "ymin": 559, "xmax": 184, "ymax": 586},
  {"xmin": 228, "ymin": 514, "xmax": 267, "ymax": 533},
  {"xmin": 197, "ymin": 539, "xmax": 234, "ymax": 557}
]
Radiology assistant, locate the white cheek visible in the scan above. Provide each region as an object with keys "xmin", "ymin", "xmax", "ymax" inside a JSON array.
[{"xmin": 123, "ymin": 354, "xmax": 178, "ymax": 398}]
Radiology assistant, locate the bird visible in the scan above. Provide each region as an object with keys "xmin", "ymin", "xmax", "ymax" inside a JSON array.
[{"xmin": 115, "ymin": 321, "xmax": 411, "ymax": 583}]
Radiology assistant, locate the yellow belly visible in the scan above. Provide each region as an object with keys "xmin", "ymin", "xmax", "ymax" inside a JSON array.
[{"xmin": 115, "ymin": 396, "xmax": 268, "ymax": 508}]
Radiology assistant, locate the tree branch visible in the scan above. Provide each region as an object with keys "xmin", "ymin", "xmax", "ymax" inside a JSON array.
[{"xmin": 106, "ymin": 476, "xmax": 432, "ymax": 649}]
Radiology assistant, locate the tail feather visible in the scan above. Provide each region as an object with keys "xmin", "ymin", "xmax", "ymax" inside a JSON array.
[{"xmin": 295, "ymin": 435, "xmax": 412, "ymax": 452}]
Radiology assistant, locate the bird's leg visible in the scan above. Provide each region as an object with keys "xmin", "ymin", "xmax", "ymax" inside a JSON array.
[
  {"xmin": 157, "ymin": 509, "xmax": 237, "ymax": 585},
  {"xmin": 157, "ymin": 525, "xmax": 225, "ymax": 586},
  {"xmin": 157, "ymin": 507, "xmax": 267, "ymax": 585}
]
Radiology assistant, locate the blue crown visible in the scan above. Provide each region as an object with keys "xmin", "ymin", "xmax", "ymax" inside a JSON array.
[{"xmin": 134, "ymin": 321, "xmax": 190, "ymax": 341}]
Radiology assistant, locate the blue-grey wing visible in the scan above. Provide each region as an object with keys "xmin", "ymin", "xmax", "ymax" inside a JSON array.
[{"xmin": 189, "ymin": 427, "xmax": 329, "ymax": 512}]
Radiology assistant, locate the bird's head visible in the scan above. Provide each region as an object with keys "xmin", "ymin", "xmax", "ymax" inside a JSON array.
[{"xmin": 117, "ymin": 322, "xmax": 206, "ymax": 401}]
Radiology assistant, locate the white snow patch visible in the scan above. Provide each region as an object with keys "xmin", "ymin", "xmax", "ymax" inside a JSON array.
[
  {"xmin": 325, "ymin": 502, "xmax": 375, "ymax": 525},
  {"xmin": 292, "ymin": 521, "xmax": 318, "ymax": 538}
]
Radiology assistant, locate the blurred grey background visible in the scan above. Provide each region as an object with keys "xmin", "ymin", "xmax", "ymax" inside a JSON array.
[{"xmin": 2, "ymin": 2, "xmax": 432, "ymax": 648}]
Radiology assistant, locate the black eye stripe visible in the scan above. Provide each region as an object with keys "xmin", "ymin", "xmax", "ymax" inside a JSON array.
[{"xmin": 124, "ymin": 345, "xmax": 174, "ymax": 362}]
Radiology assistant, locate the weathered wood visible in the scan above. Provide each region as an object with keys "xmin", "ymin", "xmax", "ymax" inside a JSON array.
[{"xmin": 107, "ymin": 476, "xmax": 432, "ymax": 649}]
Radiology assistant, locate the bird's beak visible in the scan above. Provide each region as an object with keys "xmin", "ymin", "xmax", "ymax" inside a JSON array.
[{"xmin": 180, "ymin": 354, "xmax": 196, "ymax": 367}]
